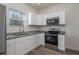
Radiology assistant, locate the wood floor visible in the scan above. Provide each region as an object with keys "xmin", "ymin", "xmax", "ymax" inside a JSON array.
[{"xmin": 27, "ymin": 47, "xmax": 65, "ymax": 55}]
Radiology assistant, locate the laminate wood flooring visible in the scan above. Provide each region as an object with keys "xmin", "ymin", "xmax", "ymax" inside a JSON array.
[{"xmin": 27, "ymin": 47, "xmax": 65, "ymax": 55}]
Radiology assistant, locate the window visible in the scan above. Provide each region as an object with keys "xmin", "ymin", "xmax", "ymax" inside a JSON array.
[{"xmin": 8, "ymin": 9, "xmax": 26, "ymax": 26}]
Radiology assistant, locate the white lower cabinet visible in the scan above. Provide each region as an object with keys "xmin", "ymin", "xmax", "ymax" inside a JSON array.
[
  {"xmin": 32, "ymin": 33, "xmax": 45, "ymax": 48},
  {"xmin": 32, "ymin": 35, "xmax": 40, "ymax": 48},
  {"xmin": 38, "ymin": 33, "xmax": 45, "ymax": 46},
  {"xmin": 7, "ymin": 39, "xmax": 16, "ymax": 55},
  {"xmin": 16, "ymin": 36, "xmax": 34, "ymax": 55},
  {"xmin": 7, "ymin": 33, "xmax": 45, "ymax": 55},
  {"xmin": 58, "ymin": 34, "xmax": 65, "ymax": 52}
]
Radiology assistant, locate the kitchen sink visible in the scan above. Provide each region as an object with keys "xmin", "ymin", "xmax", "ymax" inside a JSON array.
[
  {"xmin": 13, "ymin": 32, "xmax": 35, "ymax": 36},
  {"xmin": 14, "ymin": 33, "xmax": 27, "ymax": 36}
]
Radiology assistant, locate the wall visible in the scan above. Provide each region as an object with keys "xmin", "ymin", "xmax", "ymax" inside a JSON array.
[
  {"xmin": 1, "ymin": 3, "xmax": 39, "ymax": 33},
  {"xmin": 40, "ymin": 3, "xmax": 79, "ymax": 51}
]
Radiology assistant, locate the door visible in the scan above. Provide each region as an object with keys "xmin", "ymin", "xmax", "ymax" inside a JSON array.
[{"xmin": 0, "ymin": 5, "xmax": 6, "ymax": 54}]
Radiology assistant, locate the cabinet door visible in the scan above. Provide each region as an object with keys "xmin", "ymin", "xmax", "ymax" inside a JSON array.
[
  {"xmin": 28, "ymin": 12, "xmax": 46, "ymax": 25},
  {"xmin": 32, "ymin": 35, "xmax": 40, "ymax": 48},
  {"xmin": 41, "ymin": 15, "xmax": 46, "ymax": 25},
  {"xmin": 28, "ymin": 12, "xmax": 37, "ymax": 25},
  {"xmin": 37, "ymin": 15, "xmax": 46, "ymax": 25},
  {"xmin": 16, "ymin": 36, "xmax": 33, "ymax": 55},
  {"xmin": 59, "ymin": 11, "xmax": 65, "ymax": 24},
  {"xmin": 31, "ymin": 34, "xmax": 45, "ymax": 48},
  {"xmin": 7, "ymin": 39, "xmax": 16, "ymax": 55},
  {"xmin": 37, "ymin": 15, "xmax": 41, "ymax": 25},
  {"xmin": 58, "ymin": 35, "xmax": 65, "ymax": 51},
  {"xmin": 31, "ymin": 13, "xmax": 37, "ymax": 25},
  {"xmin": 28, "ymin": 12, "xmax": 32, "ymax": 25},
  {"xmin": 38, "ymin": 33, "xmax": 45, "ymax": 46}
]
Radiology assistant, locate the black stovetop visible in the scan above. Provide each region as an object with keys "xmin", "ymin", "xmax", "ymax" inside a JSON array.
[{"xmin": 45, "ymin": 31, "xmax": 60, "ymax": 34}]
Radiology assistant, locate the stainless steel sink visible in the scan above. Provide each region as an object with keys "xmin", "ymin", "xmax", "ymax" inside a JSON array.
[
  {"xmin": 13, "ymin": 32, "xmax": 34, "ymax": 36},
  {"xmin": 13, "ymin": 33, "xmax": 26, "ymax": 36},
  {"xmin": 10, "ymin": 31, "xmax": 38, "ymax": 37}
]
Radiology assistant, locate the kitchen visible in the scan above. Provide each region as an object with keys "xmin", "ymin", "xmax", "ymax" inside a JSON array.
[{"xmin": 0, "ymin": 3, "xmax": 79, "ymax": 55}]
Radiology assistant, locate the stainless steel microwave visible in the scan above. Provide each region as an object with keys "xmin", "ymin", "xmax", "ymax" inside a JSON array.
[{"xmin": 47, "ymin": 17, "xmax": 59, "ymax": 25}]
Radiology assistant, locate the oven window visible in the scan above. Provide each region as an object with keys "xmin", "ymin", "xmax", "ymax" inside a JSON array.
[{"xmin": 45, "ymin": 35, "xmax": 58, "ymax": 45}]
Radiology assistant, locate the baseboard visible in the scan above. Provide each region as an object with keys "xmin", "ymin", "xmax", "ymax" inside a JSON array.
[
  {"xmin": 34, "ymin": 45, "xmax": 42, "ymax": 49},
  {"xmin": 58, "ymin": 49, "xmax": 65, "ymax": 53},
  {"xmin": 66, "ymin": 48, "xmax": 79, "ymax": 54}
]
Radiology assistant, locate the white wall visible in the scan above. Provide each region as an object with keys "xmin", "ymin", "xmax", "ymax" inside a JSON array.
[
  {"xmin": 40, "ymin": 3, "xmax": 79, "ymax": 51},
  {"xmin": 1, "ymin": 3, "xmax": 39, "ymax": 33}
]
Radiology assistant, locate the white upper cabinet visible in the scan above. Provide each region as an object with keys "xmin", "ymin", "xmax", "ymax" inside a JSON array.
[
  {"xmin": 59, "ymin": 11, "xmax": 65, "ymax": 25},
  {"xmin": 28, "ymin": 12, "xmax": 46, "ymax": 25},
  {"xmin": 28, "ymin": 12, "xmax": 38, "ymax": 25},
  {"xmin": 28, "ymin": 11, "xmax": 65, "ymax": 26},
  {"xmin": 37, "ymin": 14, "xmax": 46, "ymax": 25}
]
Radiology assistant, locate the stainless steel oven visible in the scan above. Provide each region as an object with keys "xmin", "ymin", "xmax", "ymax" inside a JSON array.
[
  {"xmin": 47, "ymin": 17, "xmax": 59, "ymax": 25},
  {"xmin": 45, "ymin": 31, "xmax": 60, "ymax": 51},
  {"xmin": 45, "ymin": 31, "xmax": 60, "ymax": 45},
  {"xmin": 45, "ymin": 34, "xmax": 58, "ymax": 45}
]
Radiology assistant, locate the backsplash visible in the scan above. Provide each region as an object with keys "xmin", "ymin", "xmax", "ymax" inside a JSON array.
[
  {"xmin": 7, "ymin": 26, "xmax": 40, "ymax": 33},
  {"xmin": 39, "ymin": 26, "xmax": 65, "ymax": 31}
]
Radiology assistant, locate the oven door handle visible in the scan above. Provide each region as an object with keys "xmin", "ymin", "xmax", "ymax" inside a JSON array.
[{"xmin": 45, "ymin": 34, "xmax": 58, "ymax": 36}]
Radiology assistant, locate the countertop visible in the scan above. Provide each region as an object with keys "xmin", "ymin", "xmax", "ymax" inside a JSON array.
[
  {"xmin": 7, "ymin": 31, "xmax": 45, "ymax": 40},
  {"xmin": 58, "ymin": 31, "xmax": 65, "ymax": 35},
  {"xmin": 7, "ymin": 30, "xmax": 65, "ymax": 40}
]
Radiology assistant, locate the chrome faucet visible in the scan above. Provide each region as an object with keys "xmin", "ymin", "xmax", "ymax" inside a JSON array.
[
  {"xmin": 22, "ymin": 25, "xmax": 24, "ymax": 33},
  {"xmin": 19, "ymin": 24, "xmax": 25, "ymax": 34}
]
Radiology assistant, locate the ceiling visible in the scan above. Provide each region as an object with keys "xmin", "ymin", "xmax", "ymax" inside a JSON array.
[{"xmin": 27, "ymin": 3, "xmax": 58, "ymax": 10}]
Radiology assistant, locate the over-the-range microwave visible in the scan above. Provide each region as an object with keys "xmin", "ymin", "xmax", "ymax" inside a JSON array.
[{"xmin": 46, "ymin": 17, "xmax": 59, "ymax": 25}]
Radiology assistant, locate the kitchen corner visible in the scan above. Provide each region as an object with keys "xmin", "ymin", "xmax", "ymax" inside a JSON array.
[
  {"xmin": 1, "ymin": 3, "xmax": 79, "ymax": 55},
  {"xmin": 7, "ymin": 30, "xmax": 45, "ymax": 55},
  {"xmin": 6, "ymin": 5, "xmax": 66, "ymax": 54}
]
